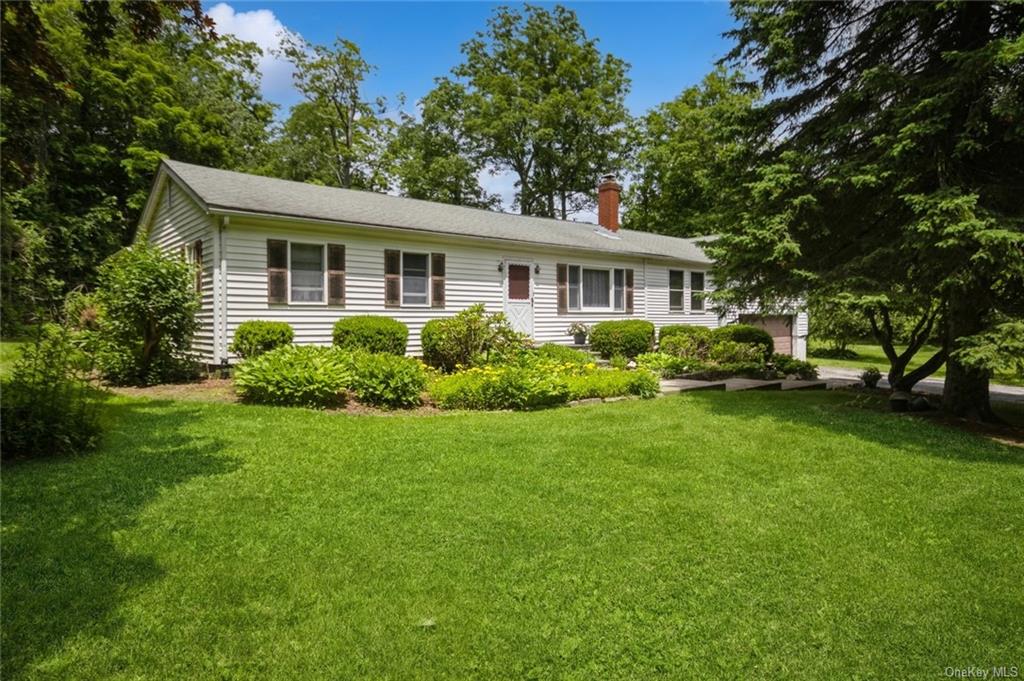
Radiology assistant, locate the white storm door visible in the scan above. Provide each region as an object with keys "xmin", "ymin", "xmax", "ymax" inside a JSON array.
[{"xmin": 503, "ymin": 262, "xmax": 534, "ymax": 337}]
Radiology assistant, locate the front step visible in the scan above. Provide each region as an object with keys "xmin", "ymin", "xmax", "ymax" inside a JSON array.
[
  {"xmin": 660, "ymin": 379, "xmax": 727, "ymax": 394},
  {"xmin": 781, "ymin": 380, "xmax": 828, "ymax": 391},
  {"xmin": 725, "ymin": 379, "xmax": 783, "ymax": 391}
]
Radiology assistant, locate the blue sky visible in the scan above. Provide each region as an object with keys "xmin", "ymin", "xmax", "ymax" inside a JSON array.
[
  {"xmin": 207, "ymin": 1, "xmax": 737, "ymax": 115},
  {"xmin": 205, "ymin": 1, "xmax": 738, "ymax": 215}
]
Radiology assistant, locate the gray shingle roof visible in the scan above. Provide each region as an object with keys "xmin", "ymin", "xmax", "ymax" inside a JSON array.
[{"xmin": 162, "ymin": 160, "xmax": 711, "ymax": 263}]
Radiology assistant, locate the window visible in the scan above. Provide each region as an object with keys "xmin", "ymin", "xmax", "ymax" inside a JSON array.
[
  {"xmin": 669, "ymin": 270, "xmax": 685, "ymax": 311},
  {"xmin": 402, "ymin": 252, "xmax": 429, "ymax": 306},
  {"xmin": 690, "ymin": 271, "xmax": 706, "ymax": 312},
  {"xmin": 562, "ymin": 265, "xmax": 628, "ymax": 311},
  {"xmin": 290, "ymin": 243, "xmax": 325, "ymax": 303}
]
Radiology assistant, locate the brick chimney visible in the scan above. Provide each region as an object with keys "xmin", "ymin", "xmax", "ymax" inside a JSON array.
[{"xmin": 597, "ymin": 173, "xmax": 621, "ymax": 232}]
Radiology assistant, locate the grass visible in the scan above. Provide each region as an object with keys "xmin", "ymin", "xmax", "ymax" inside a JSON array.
[
  {"xmin": 809, "ymin": 341, "xmax": 1024, "ymax": 387},
  {"xmin": 1, "ymin": 340, "xmax": 25, "ymax": 377},
  {"xmin": 3, "ymin": 392, "xmax": 1022, "ymax": 679}
]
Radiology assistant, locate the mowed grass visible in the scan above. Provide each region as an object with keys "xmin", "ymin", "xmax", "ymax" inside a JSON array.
[
  {"xmin": 3, "ymin": 392, "xmax": 1023, "ymax": 679},
  {"xmin": 810, "ymin": 341, "xmax": 1024, "ymax": 387}
]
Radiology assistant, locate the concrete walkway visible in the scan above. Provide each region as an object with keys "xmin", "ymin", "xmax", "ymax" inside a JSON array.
[
  {"xmin": 817, "ymin": 367, "xmax": 1024, "ymax": 405},
  {"xmin": 660, "ymin": 377, "xmax": 828, "ymax": 395}
]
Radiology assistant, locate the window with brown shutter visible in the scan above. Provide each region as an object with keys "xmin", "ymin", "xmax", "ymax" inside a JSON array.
[
  {"xmin": 328, "ymin": 244, "xmax": 345, "ymax": 306},
  {"xmin": 556, "ymin": 264, "xmax": 568, "ymax": 314},
  {"xmin": 384, "ymin": 249, "xmax": 401, "ymax": 308},
  {"xmin": 625, "ymin": 269, "xmax": 634, "ymax": 314},
  {"xmin": 430, "ymin": 253, "xmax": 445, "ymax": 308},
  {"xmin": 267, "ymin": 239, "xmax": 288, "ymax": 304},
  {"xmin": 193, "ymin": 239, "xmax": 203, "ymax": 294}
]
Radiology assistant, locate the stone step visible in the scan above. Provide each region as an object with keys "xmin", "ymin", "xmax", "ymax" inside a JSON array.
[
  {"xmin": 725, "ymin": 379, "xmax": 783, "ymax": 391},
  {"xmin": 659, "ymin": 379, "xmax": 727, "ymax": 394},
  {"xmin": 781, "ymin": 380, "xmax": 828, "ymax": 391}
]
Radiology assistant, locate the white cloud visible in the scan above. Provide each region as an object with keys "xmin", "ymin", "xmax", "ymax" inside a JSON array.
[{"xmin": 207, "ymin": 3, "xmax": 296, "ymax": 105}]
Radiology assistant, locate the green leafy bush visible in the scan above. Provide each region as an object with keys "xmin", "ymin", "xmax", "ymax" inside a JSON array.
[
  {"xmin": 712, "ymin": 324, "xmax": 775, "ymax": 360},
  {"xmin": 708, "ymin": 340, "xmax": 764, "ymax": 365},
  {"xmin": 589, "ymin": 320, "xmax": 655, "ymax": 359},
  {"xmin": 861, "ymin": 367, "xmax": 882, "ymax": 389},
  {"xmin": 429, "ymin": 365, "xmax": 570, "ymax": 410},
  {"xmin": 1, "ymin": 325, "xmax": 101, "ymax": 460},
  {"xmin": 660, "ymin": 329, "xmax": 714, "ymax": 361},
  {"xmin": 421, "ymin": 304, "xmax": 528, "ymax": 372},
  {"xmin": 658, "ymin": 324, "xmax": 713, "ymax": 344},
  {"xmin": 235, "ymin": 345, "xmax": 350, "ymax": 408},
  {"xmin": 535, "ymin": 343, "xmax": 592, "ymax": 366},
  {"xmin": 341, "ymin": 351, "xmax": 427, "ymax": 408},
  {"xmin": 609, "ymin": 353, "xmax": 629, "ymax": 370},
  {"xmin": 333, "ymin": 316, "xmax": 408, "ymax": 355},
  {"xmin": 94, "ymin": 245, "xmax": 199, "ymax": 385},
  {"xmin": 565, "ymin": 369, "xmax": 660, "ymax": 400},
  {"xmin": 230, "ymin": 321, "xmax": 294, "ymax": 359},
  {"xmin": 636, "ymin": 352, "xmax": 700, "ymax": 378},
  {"xmin": 770, "ymin": 354, "xmax": 818, "ymax": 380}
]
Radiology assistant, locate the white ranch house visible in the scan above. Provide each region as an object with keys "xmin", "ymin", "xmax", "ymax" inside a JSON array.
[{"xmin": 139, "ymin": 160, "xmax": 807, "ymax": 363}]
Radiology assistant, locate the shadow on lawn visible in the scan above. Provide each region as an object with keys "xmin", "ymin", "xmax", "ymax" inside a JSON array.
[
  {"xmin": 677, "ymin": 390, "xmax": 1024, "ymax": 466},
  {"xmin": 1, "ymin": 399, "xmax": 239, "ymax": 677}
]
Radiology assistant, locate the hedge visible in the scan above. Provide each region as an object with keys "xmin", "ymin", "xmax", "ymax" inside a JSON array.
[
  {"xmin": 230, "ymin": 320, "xmax": 294, "ymax": 359},
  {"xmin": 589, "ymin": 320, "xmax": 655, "ymax": 359},
  {"xmin": 712, "ymin": 324, "xmax": 774, "ymax": 360},
  {"xmin": 332, "ymin": 316, "xmax": 408, "ymax": 355}
]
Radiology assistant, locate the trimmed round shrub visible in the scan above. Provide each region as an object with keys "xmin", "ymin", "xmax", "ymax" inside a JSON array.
[
  {"xmin": 332, "ymin": 316, "xmax": 408, "ymax": 355},
  {"xmin": 588, "ymin": 320, "xmax": 655, "ymax": 359},
  {"xmin": 230, "ymin": 320, "xmax": 294, "ymax": 359},
  {"xmin": 234, "ymin": 345, "xmax": 350, "ymax": 408},
  {"xmin": 340, "ymin": 351, "xmax": 428, "ymax": 408},
  {"xmin": 712, "ymin": 324, "xmax": 774, "ymax": 360}
]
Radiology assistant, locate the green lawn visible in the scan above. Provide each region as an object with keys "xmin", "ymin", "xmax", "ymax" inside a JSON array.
[
  {"xmin": 3, "ymin": 392, "xmax": 1022, "ymax": 679},
  {"xmin": 0, "ymin": 340, "xmax": 25, "ymax": 377},
  {"xmin": 810, "ymin": 341, "xmax": 1024, "ymax": 387}
]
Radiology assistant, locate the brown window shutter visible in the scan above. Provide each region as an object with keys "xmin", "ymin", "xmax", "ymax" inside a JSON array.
[
  {"xmin": 328, "ymin": 244, "xmax": 346, "ymax": 306},
  {"xmin": 430, "ymin": 253, "xmax": 446, "ymax": 308},
  {"xmin": 625, "ymin": 268, "xmax": 634, "ymax": 314},
  {"xmin": 556, "ymin": 264, "xmax": 568, "ymax": 315},
  {"xmin": 193, "ymin": 239, "xmax": 204, "ymax": 294},
  {"xmin": 384, "ymin": 249, "xmax": 401, "ymax": 308},
  {"xmin": 267, "ymin": 239, "xmax": 288, "ymax": 304}
]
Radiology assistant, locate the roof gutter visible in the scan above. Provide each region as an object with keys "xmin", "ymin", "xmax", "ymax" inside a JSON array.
[{"xmin": 204, "ymin": 205, "xmax": 713, "ymax": 265}]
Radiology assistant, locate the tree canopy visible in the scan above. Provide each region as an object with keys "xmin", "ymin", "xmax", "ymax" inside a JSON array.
[{"xmin": 707, "ymin": 1, "xmax": 1024, "ymax": 419}]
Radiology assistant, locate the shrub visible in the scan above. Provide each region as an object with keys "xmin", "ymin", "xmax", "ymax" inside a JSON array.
[
  {"xmin": 429, "ymin": 365, "xmax": 570, "ymax": 410},
  {"xmin": 708, "ymin": 340, "xmax": 764, "ymax": 365},
  {"xmin": 712, "ymin": 324, "xmax": 775, "ymax": 360},
  {"xmin": 861, "ymin": 367, "xmax": 882, "ymax": 389},
  {"xmin": 809, "ymin": 345, "xmax": 858, "ymax": 360},
  {"xmin": 94, "ymin": 245, "xmax": 199, "ymax": 385},
  {"xmin": 341, "ymin": 351, "xmax": 427, "ymax": 408},
  {"xmin": 658, "ymin": 324, "xmax": 712, "ymax": 344},
  {"xmin": 609, "ymin": 353, "xmax": 629, "ymax": 370},
  {"xmin": 332, "ymin": 316, "xmax": 408, "ymax": 355},
  {"xmin": 535, "ymin": 343, "xmax": 592, "ymax": 366},
  {"xmin": 565, "ymin": 369, "xmax": 660, "ymax": 400},
  {"xmin": 589, "ymin": 320, "xmax": 655, "ymax": 359},
  {"xmin": 1, "ymin": 325, "xmax": 101, "ymax": 460},
  {"xmin": 230, "ymin": 321, "xmax": 294, "ymax": 359},
  {"xmin": 636, "ymin": 352, "xmax": 698, "ymax": 378},
  {"xmin": 771, "ymin": 354, "xmax": 819, "ymax": 380},
  {"xmin": 234, "ymin": 345, "xmax": 350, "ymax": 408},
  {"xmin": 660, "ymin": 329, "xmax": 714, "ymax": 361},
  {"xmin": 420, "ymin": 304, "xmax": 528, "ymax": 372}
]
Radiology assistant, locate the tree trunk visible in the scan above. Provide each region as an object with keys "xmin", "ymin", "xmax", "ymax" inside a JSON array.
[{"xmin": 942, "ymin": 288, "xmax": 998, "ymax": 422}]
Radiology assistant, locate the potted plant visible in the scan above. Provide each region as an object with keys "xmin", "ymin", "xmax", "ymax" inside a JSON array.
[{"xmin": 566, "ymin": 322, "xmax": 589, "ymax": 345}]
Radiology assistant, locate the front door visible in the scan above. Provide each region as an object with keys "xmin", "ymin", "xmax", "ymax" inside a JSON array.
[{"xmin": 504, "ymin": 262, "xmax": 534, "ymax": 337}]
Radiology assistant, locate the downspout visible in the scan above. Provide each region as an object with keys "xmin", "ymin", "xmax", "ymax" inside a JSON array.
[{"xmin": 216, "ymin": 215, "xmax": 230, "ymax": 364}]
